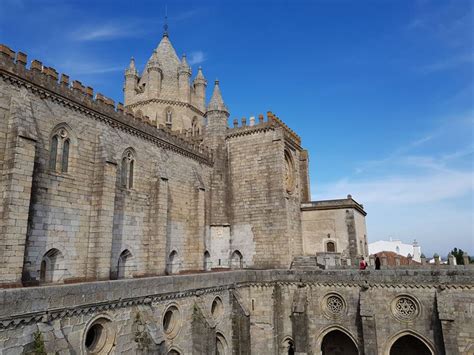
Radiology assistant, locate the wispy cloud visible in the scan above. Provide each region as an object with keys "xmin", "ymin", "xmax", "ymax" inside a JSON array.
[
  {"xmin": 70, "ymin": 23, "xmax": 145, "ymax": 41},
  {"xmin": 188, "ymin": 51, "xmax": 206, "ymax": 65},
  {"xmin": 419, "ymin": 52, "xmax": 474, "ymax": 73},
  {"xmin": 316, "ymin": 112, "xmax": 474, "ymax": 207},
  {"xmin": 315, "ymin": 169, "xmax": 473, "ymax": 204}
]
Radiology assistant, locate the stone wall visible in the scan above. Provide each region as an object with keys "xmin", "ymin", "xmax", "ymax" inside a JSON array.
[
  {"xmin": 0, "ymin": 47, "xmax": 213, "ymax": 286},
  {"xmin": 226, "ymin": 115, "xmax": 305, "ymax": 269},
  {"xmin": 301, "ymin": 198, "xmax": 368, "ymax": 260},
  {"xmin": 0, "ymin": 269, "xmax": 472, "ymax": 354}
]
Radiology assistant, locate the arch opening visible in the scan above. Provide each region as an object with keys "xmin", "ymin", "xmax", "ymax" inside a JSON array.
[
  {"xmin": 39, "ymin": 248, "xmax": 64, "ymax": 283},
  {"xmin": 230, "ymin": 250, "xmax": 243, "ymax": 269},
  {"xmin": 281, "ymin": 338, "xmax": 295, "ymax": 355},
  {"xmin": 204, "ymin": 251, "xmax": 211, "ymax": 271},
  {"xmin": 390, "ymin": 335, "xmax": 432, "ymax": 355},
  {"xmin": 321, "ymin": 330, "xmax": 358, "ymax": 355},
  {"xmin": 117, "ymin": 249, "xmax": 132, "ymax": 279},
  {"xmin": 216, "ymin": 332, "xmax": 228, "ymax": 355},
  {"xmin": 167, "ymin": 250, "xmax": 180, "ymax": 274}
]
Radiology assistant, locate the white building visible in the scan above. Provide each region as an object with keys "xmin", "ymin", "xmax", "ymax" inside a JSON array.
[{"xmin": 369, "ymin": 238, "xmax": 422, "ymax": 262}]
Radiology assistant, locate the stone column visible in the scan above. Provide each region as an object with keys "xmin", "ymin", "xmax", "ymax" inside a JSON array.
[
  {"xmin": 0, "ymin": 135, "xmax": 36, "ymax": 286},
  {"xmin": 291, "ymin": 286, "xmax": 309, "ymax": 355},
  {"xmin": 154, "ymin": 177, "xmax": 169, "ymax": 274},
  {"xmin": 448, "ymin": 254, "xmax": 456, "ymax": 265},
  {"xmin": 463, "ymin": 252, "xmax": 470, "ymax": 265},
  {"xmin": 359, "ymin": 288, "xmax": 378, "ymax": 355},
  {"xmin": 437, "ymin": 290, "xmax": 459, "ymax": 354},
  {"xmin": 87, "ymin": 160, "xmax": 117, "ymax": 280},
  {"xmin": 197, "ymin": 187, "xmax": 206, "ymax": 269}
]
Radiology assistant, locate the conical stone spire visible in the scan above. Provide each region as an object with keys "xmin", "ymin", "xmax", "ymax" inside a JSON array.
[
  {"xmin": 207, "ymin": 80, "xmax": 228, "ymax": 113},
  {"xmin": 179, "ymin": 54, "xmax": 191, "ymax": 75},
  {"xmin": 194, "ymin": 66, "xmax": 207, "ymax": 86},
  {"xmin": 125, "ymin": 57, "xmax": 138, "ymax": 76},
  {"xmin": 147, "ymin": 50, "xmax": 161, "ymax": 70}
]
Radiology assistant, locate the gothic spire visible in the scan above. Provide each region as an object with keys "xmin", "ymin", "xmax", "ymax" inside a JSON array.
[
  {"xmin": 125, "ymin": 57, "xmax": 138, "ymax": 76},
  {"xmin": 194, "ymin": 66, "xmax": 207, "ymax": 86},
  {"xmin": 207, "ymin": 80, "xmax": 228, "ymax": 113}
]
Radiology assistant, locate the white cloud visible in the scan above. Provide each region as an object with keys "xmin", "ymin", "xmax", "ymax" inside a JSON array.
[
  {"xmin": 188, "ymin": 51, "xmax": 206, "ymax": 66},
  {"xmin": 419, "ymin": 53, "xmax": 474, "ymax": 73},
  {"xmin": 71, "ymin": 23, "xmax": 142, "ymax": 41},
  {"xmin": 311, "ymin": 116, "xmax": 474, "ymax": 255},
  {"xmin": 314, "ymin": 169, "xmax": 473, "ymax": 205}
]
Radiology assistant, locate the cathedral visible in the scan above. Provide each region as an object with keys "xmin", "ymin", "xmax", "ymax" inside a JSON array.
[
  {"xmin": 0, "ymin": 30, "xmax": 368, "ymax": 287},
  {"xmin": 0, "ymin": 29, "xmax": 471, "ymax": 355}
]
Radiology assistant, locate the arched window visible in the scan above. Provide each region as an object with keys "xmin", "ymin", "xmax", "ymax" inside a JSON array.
[
  {"xmin": 121, "ymin": 149, "xmax": 135, "ymax": 189},
  {"xmin": 167, "ymin": 250, "xmax": 179, "ymax": 274},
  {"xmin": 230, "ymin": 250, "xmax": 243, "ymax": 269},
  {"xmin": 62, "ymin": 139, "xmax": 70, "ymax": 172},
  {"xmin": 117, "ymin": 249, "xmax": 132, "ymax": 279},
  {"xmin": 39, "ymin": 248, "xmax": 65, "ymax": 283},
  {"xmin": 326, "ymin": 242, "xmax": 336, "ymax": 253},
  {"xmin": 49, "ymin": 127, "xmax": 71, "ymax": 173},
  {"xmin": 204, "ymin": 251, "xmax": 211, "ymax": 271},
  {"xmin": 49, "ymin": 135, "xmax": 58, "ymax": 170}
]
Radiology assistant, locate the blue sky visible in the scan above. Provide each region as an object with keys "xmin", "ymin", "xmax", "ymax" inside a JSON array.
[{"xmin": 1, "ymin": 0, "xmax": 472, "ymax": 257}]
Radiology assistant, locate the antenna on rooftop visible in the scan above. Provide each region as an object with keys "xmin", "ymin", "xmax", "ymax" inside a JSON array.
[{"xmin": 163, "ymin": 4, "xmax": 169, "ymax": 37}]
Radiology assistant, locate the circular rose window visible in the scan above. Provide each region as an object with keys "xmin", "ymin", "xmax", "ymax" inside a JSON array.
[
  {"xmin": 321, "ymin": 293, "xmax": 346, "ymax": 319},
  {"xmin": 391, "ymin": 295, "xmax": 419, "ymax": 321}
]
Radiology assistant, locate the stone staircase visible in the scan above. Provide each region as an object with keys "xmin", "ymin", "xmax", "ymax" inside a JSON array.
[{"xmin": 290, "ymin": 256, "xmax": 323, "ymax": 270}]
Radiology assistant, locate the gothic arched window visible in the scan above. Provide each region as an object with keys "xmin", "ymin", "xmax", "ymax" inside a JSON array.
[
  {"xmin": 121, "ymin": 149, "xmax": 135, "ymax": 189},
  {"xmin": 49, "ymin": 126, "xmax": 71, "ymax": 173}
]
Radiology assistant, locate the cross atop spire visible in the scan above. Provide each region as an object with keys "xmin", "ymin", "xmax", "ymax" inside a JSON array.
[{"xmin": 163, "ymin": 5, "xmax": 169, "ymax": 37}]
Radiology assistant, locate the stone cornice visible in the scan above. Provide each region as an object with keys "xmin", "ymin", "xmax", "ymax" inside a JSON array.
[
  {"xmin": 0, "ymin": 48, "xmax": 212, "ymax": 166},
  {"xmin": 301, "ymin": 198, "xmax": 367, "ymax": 216},
  {"xmin": 1, "ymin": 269, "xmax": 472, "ymax": 330},
  {"xmin": 127, "ymin": 98, "xmax": 205, "ymax": 116}
]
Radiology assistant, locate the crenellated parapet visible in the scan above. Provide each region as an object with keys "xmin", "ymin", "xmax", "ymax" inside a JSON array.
[
  {"xmin": 226, "ymin": 111, "xmax": 301, "ymax": 146},
  {"xmin": 0, "ymin": 44, "xmax": 212, "ymax": 164}
]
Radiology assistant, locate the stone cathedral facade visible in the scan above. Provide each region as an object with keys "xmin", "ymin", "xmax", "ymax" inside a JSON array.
[{"xmin": 0, "ymin": 32, "xmax": 472, "ymax": 355}]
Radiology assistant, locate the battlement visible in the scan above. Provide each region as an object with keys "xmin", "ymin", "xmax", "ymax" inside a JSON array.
[
  {"xmin": 226, "ymin": 111, "xmax": 301, "ymax": 145},
  {"xmin": 0, "ymin": 44, "xmax": 212, "ymax": 163}
]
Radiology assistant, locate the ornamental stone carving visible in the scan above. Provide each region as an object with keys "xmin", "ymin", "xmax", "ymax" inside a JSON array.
[
  {"xmin": 322, "ymin": 293, "xmax": 346, "ymax": 319},
  {"xmin": 391, "ymin": 295, "xmax": 419, "ymax": 321}
]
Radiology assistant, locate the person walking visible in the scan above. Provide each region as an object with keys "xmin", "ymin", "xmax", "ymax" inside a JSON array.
[{"xmin": 375, "ymin": 256, "xmax": 381, "ymax": 270}]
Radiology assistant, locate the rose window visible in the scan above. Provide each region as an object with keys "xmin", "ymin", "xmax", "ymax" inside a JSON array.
[
  {"xmin": 391, "ymin": 295, "xmax": 419, "ymax": 321},
  {"xmin": 326, "ymin": 295, "xmax": 344, "ymax": 314}
]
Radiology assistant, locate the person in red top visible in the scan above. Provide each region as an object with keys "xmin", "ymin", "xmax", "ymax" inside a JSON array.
[{"xmin": 359, "ymin": 257, "xmax": 367, "ymax": 270}]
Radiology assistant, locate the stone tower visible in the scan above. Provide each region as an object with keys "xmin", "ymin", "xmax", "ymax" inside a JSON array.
[{"xmin": 123, "ymin": 31, "xmax": 206, "ymax": 132}]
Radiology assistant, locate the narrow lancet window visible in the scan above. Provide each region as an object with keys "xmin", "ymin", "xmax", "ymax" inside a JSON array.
[
  {"xmin": 50, "ymin": 135, "xmax": 58, "ymax": 170},
  {"xmin": 61, "ymin": 139, "xmax": 70, "ymax": 173}
]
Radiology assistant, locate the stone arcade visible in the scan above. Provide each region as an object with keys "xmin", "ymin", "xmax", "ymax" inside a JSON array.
[{"xmin": 0, "ymin": 30, "xmax": 473, "ymax": 354}]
